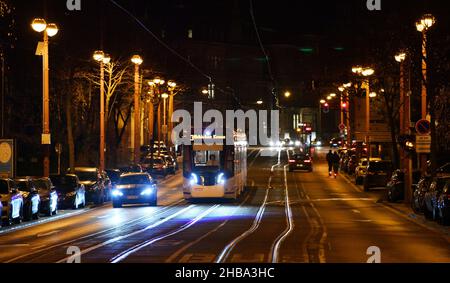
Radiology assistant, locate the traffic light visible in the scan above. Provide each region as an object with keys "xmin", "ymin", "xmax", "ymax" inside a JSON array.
[
  {"xmin": 322, "ymin": 103, "xmax": 330, "ymax": 113},
  {"xmin": 304, "ymin": 126, "xmax": 312, "ymax": 134},
  {"xmin": 341, "ymin": 102, "xmax": 348, "ymax": 110}
]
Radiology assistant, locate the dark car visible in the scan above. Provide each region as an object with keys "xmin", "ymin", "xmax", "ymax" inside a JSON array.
[
  {"xmin": 412, "ymin": 175, "xmax": 432, "ymax": 214},
  {"xmin": 424, "ymin": 177, "xmax": 450, "ymax": 220},
  {"xmin": 387, "ymin": 170, "xmax": 405, "ymax": 202},
  {"xmin": 288, "ymin": 154, "xmax": 313, "ymax": 172},
  {"xmin": 0, "ymin": 179, "xmax": 24, "ymax": 225},
  {"xmin": 437, "ymin": 180, "xmax": 450, "ymax": 225},
  {"xmin": 162, "ymin": 155, "xmax": 177, "ymax": 174},
  {"xmin": 32, "ymin": 177, "xmax": 58, "ymax": 216},
  {"xmin": 50, "ymin": 174, "xmax": 86, "ymax": 209},
  {"xmin": 363, "ymin": 160, "xmax": 393, "ymax": 191},
  {"xmin": 141, "ymin": 156, "xmax": 168, "ymax": 177},
  {"xmin": 14, "ymin": 178, "xmax": 40, "ymax": 221},
  {"xmin": 71, "ymin": 167, "xmax": 105, "ymax": 205},
  {"xmin": 112, "ymin": 173, "xmax": 158, "ymax": 208}
]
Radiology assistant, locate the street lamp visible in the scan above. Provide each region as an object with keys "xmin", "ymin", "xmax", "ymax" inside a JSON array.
[
  {"xmin": 330, "ymin": 93, "xmax": 336, "ymax": 98},
  {"xmin": 131, "ymin": 55, "xmax": 143, "ymax": 164},
  {"xmin": 320, "ymin": 99, "xmax": 326, "ymax": 104},
  {"xmin": 256, "ymin": 99, "xmax": 263, "ymax": 105},
  {"xmin": 93, "ymin": 50, "xmax": 111, "ymax": 172},
  {"xmin": 166, "ymin": 81, "xmax": 177, "ymax": 147},
  {"xmin": 32, "ymin": 18, "xmax": 59, "ymax": 177},
  {"xmin": 284, "ymin": 91, "xmax": 291, "ymax": 98}
]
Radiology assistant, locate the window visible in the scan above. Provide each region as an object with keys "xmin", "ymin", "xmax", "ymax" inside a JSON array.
[
  {"xmin": 119, "ymin": 175, "xmax": 151, "ymax": 185},
  {"xmin": 0, "ymin": 180, "xmax": 8, "ymax": 194},
  {"xmin": 188, "ymin": 29, "xmax": 193, "ymax": 39},
  {"xmin": 194, "ymin": 151, "xmax": 220, "ymax": 168}
]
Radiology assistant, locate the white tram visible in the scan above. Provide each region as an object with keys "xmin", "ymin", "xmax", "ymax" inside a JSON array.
[{"xmin": 182, "ymin": 133, "xmax": 248, "ymax": 201}]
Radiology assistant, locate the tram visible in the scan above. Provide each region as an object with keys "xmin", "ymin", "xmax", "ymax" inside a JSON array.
[{"xmin": 182, "ymin": 132, "xmax": 247, "ymax": 201}]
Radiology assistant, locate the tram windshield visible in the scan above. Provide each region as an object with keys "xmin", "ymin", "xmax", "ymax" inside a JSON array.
[{"xmin": 193, "ymin": 150, "xmax": 221, "ymax": 169}]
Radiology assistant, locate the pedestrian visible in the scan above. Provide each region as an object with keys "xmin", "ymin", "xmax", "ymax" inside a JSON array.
[
  {"xmin": 326, "ymin": 150, "xmax": 333, "ymax": 176},
  {"xmin": 332, "ymin": 151, "xmax": 340, "ymax": 178}
]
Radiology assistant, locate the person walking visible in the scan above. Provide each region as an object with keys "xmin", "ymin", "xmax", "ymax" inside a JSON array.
[{"xmin": 332, "ymin": 151, "xmax": 340, "ymax": 178}]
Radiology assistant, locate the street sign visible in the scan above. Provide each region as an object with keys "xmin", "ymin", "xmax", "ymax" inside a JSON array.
[
  {"xmin": 416, "ymin": 134, "xmax": 431, "ymax": 153},
  {"xmin": 415, "ymin": 119, "xmax": 431, "ymax": 135},
  {"xmin": 338, "ymin": 123, "xmax": 346, "ymax": 131},
  {"xmin": 0, "ymin": 139, "xmax": 14, "ymax": 178}
]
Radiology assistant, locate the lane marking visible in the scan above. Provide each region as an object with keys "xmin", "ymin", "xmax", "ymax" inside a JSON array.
[
  {"xmin": 0, "ymin": 244, "xmax": 30, "ymax": 248},
  {"xmin": 36, "ymin": 230, "xmax": 61, "ymax": 238},
  {"xmin": 111, "ymin": 205, "xmax": 220, "ymax": 263}
]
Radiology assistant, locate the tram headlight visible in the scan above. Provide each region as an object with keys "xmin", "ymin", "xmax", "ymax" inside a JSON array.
[
  {"xmin": 190, "ymin": 173, "xmax": 199, "ymax": 185},
  {"xmin": 217, "ymin": 173, "xmax": 225, "ymax": 185},
  {"xmin": 112, "ymin": 190, "xmax": 123, "ymax": 197}
]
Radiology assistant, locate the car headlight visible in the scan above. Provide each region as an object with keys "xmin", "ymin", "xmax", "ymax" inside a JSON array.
[
  {"xmin": 217, "ymin": 173, "xmax": 225, "ymax": 185},
  {"xmin": 190, "ymin": 173, "xmax": 199, "ymax": 185},
  {"xmin": 141, "ymin": 187, "xmax": 155, "ymax": 196},
  {"xmin": 317, "ymin": 141, "xmax": 322, "ymax": 146},
  {"xmin": 112, "ymin": 190, "xmax": 123, "ymax": 197}
]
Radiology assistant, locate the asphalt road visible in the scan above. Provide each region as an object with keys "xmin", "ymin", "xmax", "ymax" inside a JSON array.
[{"xmin": 0, "ymin": 147, "xmax": 449, "ymax": 263}]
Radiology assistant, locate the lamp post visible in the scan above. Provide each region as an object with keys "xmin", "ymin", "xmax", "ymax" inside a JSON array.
[
  {"xmin": 395, "ymin": 51, "xmax": 412, "ymax": 203},
  {"xmin": 131, "ymin": 55, "xmax": 143, "ymax": 164},
  {"xmin": 352, "ymin": 66, "xmax": 374, "ymax": 157},
  {"xmin": 416, "ymin": 14, "xmax": 435, "ymax": 120},
  {"xmin": 93, "ymin": 51, "xmax": 111, "ymax": 172},
  {"xmin": 32, "ymin": 18, "xmax": 58, "ymax": 177}
]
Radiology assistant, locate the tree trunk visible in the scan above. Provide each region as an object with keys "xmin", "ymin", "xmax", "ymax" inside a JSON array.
[{"xmin": 385, "ymin": 95, "xmax": 400, "ymax": 168}]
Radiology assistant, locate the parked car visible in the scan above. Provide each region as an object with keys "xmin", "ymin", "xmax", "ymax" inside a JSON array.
[
  {"xmin": 437, "ymin": 180, "xmax": 450, "ymax": 225},
  {"xmin": 162, "ymin": 155, "xmax": 177, "ymax": 174},
  {"xmin": 347, "ymin": 155, "xmax": 358, "ymax": 175},
  {"xmin": 424, "ymin": 177, "xmax": 450, "ymax": 220},
  {"xmin": 387, "ymin": 170, "xmax": 405, "ymax": 202},
  {"xmin": 14, "ymin": 178, "xmax": 40, "ymax": 221},
  {"xmin": 50, "ymin": 174, "xmax": 86, "ymax": 209},
  {"xmin": 112, "ymin": 173, "xmax": 158, "ymax": 208},
  {"xmin": 32, "ymin": 177, "xmax": 58, "ymax": 216},
  {"xmin": 355, "ymin": 158, "xmax": 381, "ymax": 185},
  {"xmin": 288, "ymin": 154, "xmax": 313, "ymax": 172},
  {"xmin": 363, "ymin": 160, "xmax": 393, "ymax": 191},
  {"xmin": 70, "ymin": 167, "xmax": 105, "ymax": 205},
  {"xmin": 0, "ymin": 178, "xmax": 24, "ymax": 225},
  {"xmin": 412, "ymin": 175, "xmax": 432, "ymax": 214}
]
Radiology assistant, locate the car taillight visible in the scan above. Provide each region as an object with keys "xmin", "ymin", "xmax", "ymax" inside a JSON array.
[
  {"xmin": 289, "ymin": 160, "xmax": 295, "ymax": 163},
  {"xmin": 304, "ymin": 160, "xmax": 311, "ymax": 163}
]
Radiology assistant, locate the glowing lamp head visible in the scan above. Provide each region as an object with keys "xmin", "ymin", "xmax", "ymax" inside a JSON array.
[
  {"xmin": 338, "ymin": 86, "xmax": 345, "ymax": 92},
  {"xmin": 352, "ymin": 66, "xmax": 362, "ymax": 74},
  {"xmin": 161, "ymin": 93, "xmax": 169, "ymax": 99},
  {"xmin": 153, "ymin": 77, "xmax": 161, "ymax": 85},
  {"xmin": 284, "ymin": 91, "xmax": 291, "ymax": 98},
  {"xmin": 93, "ymin": 51, "xmax": 105, "ymax": 62},
  {"xmin": 256, "ymin": 99, "xmax": 263, "ymax": 105},
  {"xmin": 361, "ymin": 68, "xmax": 375, "ymax": 76},
  {"xmin": 420, "ymin": 14, "xmax": 436, "ymax": 29},
  {"xmin": 326, "ymin": 96, "xmax": 332, "ymax": 100},
  {"xmin": 131, "ymin": 55, "xmax": 143, "ymax": 65},
  {"xmin": 369, "ymin": 92, "xmax": 377, "ymax": 98},
  {"xmin": 31, "ymin": 18, "xmax": 47, "ymax": 33},
  {"xmin": 168, "ymin": 81, "xmax": 177, "ymax": 88},
  {"xmin": 330, "ymin": 93, "xmax": 337, "ymax": 98},
  {"xmin": 46, "ymin": 23, "xmax": 58, "ymax": 37},
  {"xmin": 102, "ymin": 54, "xmax": 111, "ymax": 64},
  {"xmin": 320, "ymin": 99, "xmax": 326, "ymax": 104},
  {"xmin": 202, "ymin": 89, "xmax": 209, "ymax": 95},
  {"xmin": 395, "ymin": 52, "xmax": 407, "ymax": 63}
]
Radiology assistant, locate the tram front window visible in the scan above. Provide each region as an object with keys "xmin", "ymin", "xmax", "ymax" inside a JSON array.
[{"xmin": 194, "ymin": 151, "xmax": 221, "ymax": 168}]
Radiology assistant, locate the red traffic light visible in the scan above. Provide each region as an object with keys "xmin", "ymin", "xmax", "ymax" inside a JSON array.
[
  {"xmin": 324, "ymin": 103, "xmax": 329, "ymax": 107},
  {"xmin": 341, "ymin": 102, "xmax": 347, "ymax": 109}
]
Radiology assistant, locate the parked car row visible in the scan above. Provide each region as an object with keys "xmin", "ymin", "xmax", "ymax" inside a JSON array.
[
  {"xmin": 410, "ymin": 162, "xmax": 450, "ymax": 226},
  {"xmin": 1, "ymin": 177, "xmax": 58, "ymax": 226}
]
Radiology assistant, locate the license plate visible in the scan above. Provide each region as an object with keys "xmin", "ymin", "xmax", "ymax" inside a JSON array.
[{"xmin": 127, "ymin": 196, "xmax": 139, "ymax": 200}]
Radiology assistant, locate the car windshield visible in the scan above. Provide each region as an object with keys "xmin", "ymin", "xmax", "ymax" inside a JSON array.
[
  {"xmin": 119, "ymin": 175, "xmax": 151, "ymax": 185},
  {"xmin": 50, "ymin": 176, "xmax": 77, "ymax": 192},
  {"xmin": 76, "ymin": 171, "xmax": 97, "ymax": 182},
  {"xmin": 16, "ymin": 181, "xmax": 31, "ymax": 192},
  {"xmin": 33, "ymin": 180, "xmax": 50, "ymax": 190},
  {"xmin": 0, "ymin": 180, "xmax": 8, "ymax": 194},
  {"xmin": 368, "ymin": 161, "xmax": 392, "ymax": 172}
]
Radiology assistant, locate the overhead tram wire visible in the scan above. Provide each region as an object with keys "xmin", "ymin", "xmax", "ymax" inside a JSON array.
[
  {"xmin": 249, "ymin": 0, "xmax": 279, "ymax": 108},
  {"xmin": 108, "ymin": 0, "xmax": 213, "ymax": 83}
]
